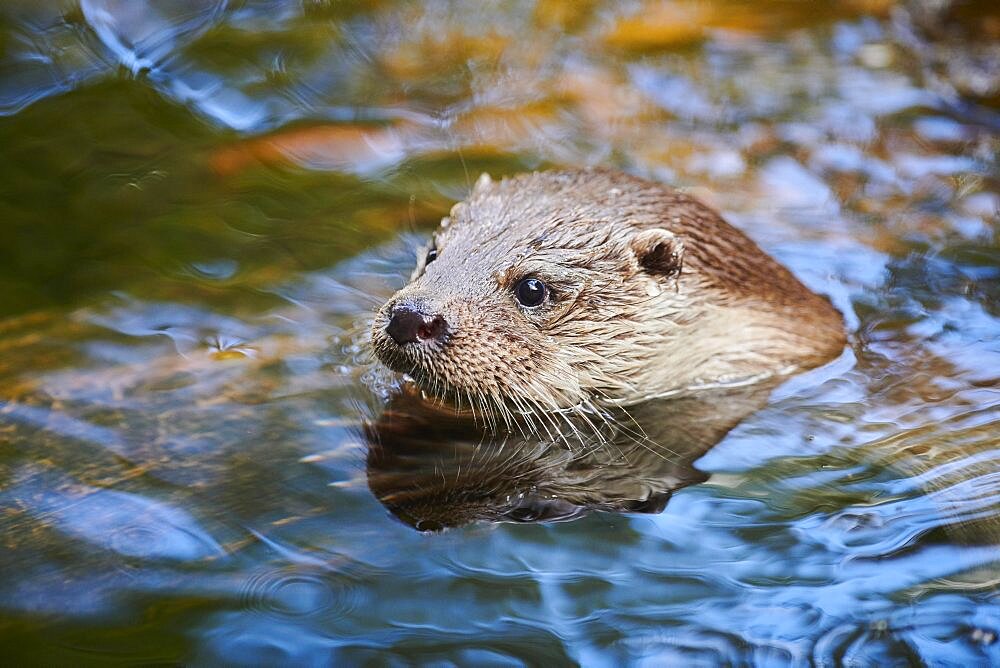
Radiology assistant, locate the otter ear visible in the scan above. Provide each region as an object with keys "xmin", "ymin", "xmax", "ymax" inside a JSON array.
[
  {"xmin": 473, "ymin": 172, "xmax": 493, "ymax": 193},
  {"xmin": 630, "ymin": 229, "xmax": 684, "ymax": 278}
]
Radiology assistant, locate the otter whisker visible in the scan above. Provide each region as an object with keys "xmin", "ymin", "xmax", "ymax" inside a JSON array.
[{"xmin": 522, "ymin": 378, "xmax": 585, "ymax": 449}]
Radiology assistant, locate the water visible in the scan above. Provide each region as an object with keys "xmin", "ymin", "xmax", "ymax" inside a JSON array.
[{"xmin": 1, "ymin": 0, "xmax": 998, "ymax": 664}]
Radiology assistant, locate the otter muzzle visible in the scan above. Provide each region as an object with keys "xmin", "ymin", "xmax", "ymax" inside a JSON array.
[{"xmin": 385, "ymin": 305, "xmax": 448, "ymax": 345}]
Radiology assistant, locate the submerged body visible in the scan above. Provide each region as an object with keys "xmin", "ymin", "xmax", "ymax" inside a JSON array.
[{"xmin": 371, "ymin": 169, "xmax": 845, "ymax": 417}]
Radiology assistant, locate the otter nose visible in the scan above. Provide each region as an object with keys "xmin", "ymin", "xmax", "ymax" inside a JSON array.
[{"xmin": 385, "ymin": 305, "xmax": 448, "ymax": 345}]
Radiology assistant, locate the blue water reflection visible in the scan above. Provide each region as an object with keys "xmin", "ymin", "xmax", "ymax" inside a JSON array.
[{"xmin": 0, "ymin": 0, "xmax": 998, "ymax": 664}]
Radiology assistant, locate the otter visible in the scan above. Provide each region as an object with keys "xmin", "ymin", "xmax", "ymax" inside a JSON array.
[{"xmin": 371, "ymin": 169, "xmax": 845, "ymax": 422}]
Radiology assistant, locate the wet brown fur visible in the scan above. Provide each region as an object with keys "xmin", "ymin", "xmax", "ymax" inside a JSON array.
[{"xmin": 371, "ymin": 169, "xmax": 845, "ymax": 422}]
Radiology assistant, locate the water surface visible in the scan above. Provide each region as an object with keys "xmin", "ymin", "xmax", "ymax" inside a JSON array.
[{"xmin": 1, "ymin": 0, "xmax": 998, "ymax": 664}]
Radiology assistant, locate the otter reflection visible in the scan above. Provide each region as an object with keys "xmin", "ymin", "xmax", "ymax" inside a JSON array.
[{"xmin": 365, "ymin": 383, "xmax": 776, "ymax": 531}]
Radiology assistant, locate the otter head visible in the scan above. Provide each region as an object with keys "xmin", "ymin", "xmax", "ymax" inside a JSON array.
[{"xmin": 371, "ymin": 169, "xmax": 845, "ymax": 417}]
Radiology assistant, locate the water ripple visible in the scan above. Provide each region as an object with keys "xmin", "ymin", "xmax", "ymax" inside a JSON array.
[{"xmin": 2, "ymin": 466, "xmax": 225, "ymax": 562}]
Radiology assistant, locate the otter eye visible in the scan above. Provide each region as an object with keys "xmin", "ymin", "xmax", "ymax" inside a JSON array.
[
  {"xmin": 514, "ymin": 278, "xmax": 547, "ymax": 308},
  {"xmin": 425, "ymin": 247, "xmax": 438, "ymax": 265}
]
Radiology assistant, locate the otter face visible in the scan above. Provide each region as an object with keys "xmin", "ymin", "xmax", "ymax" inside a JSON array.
[{"xmin": 371, "ymin": 171, "xmax": 687, "ymax": 417}]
